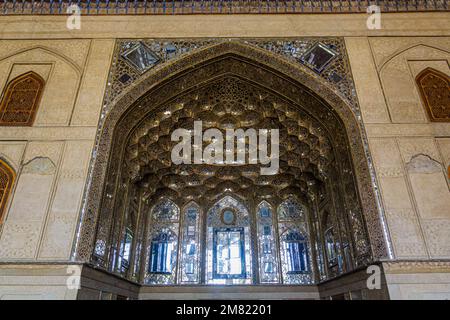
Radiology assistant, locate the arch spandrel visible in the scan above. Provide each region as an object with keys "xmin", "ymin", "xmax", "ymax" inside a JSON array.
[{"xmin": 74, "ymin": 41, "xmax": 389, "ymax": 275}]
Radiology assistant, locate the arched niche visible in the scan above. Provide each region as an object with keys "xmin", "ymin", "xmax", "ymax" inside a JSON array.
[
  {"xmin": 416, "ymin": 67, "xmax": 450, "ymax": 122},
  {"xmin": 74, "ymin": 42, "xmax": 388, "ymax": 283}
]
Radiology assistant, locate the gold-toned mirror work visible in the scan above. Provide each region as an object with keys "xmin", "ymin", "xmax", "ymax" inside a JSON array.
[
  {"xmin": 416, "ymin": 67, "xmax": 450, "ymax": 122},
  {"xmin": 91, "ymin": 72, "xmax": 370, "ymax": 285}
]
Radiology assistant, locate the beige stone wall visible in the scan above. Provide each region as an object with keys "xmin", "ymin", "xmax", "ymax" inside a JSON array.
[{"xmin": 0, "ymin": 39, "xmax": 115, "ymax": 264}]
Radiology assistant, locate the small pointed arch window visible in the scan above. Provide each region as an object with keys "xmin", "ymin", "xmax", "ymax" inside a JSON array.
[
  {"xmin": 280, "ymin": 229, "xmax": 309, "ymax": 273},
  {"xmin": 0, "ymin": 71, "xmax": 45, "ymax": 126},
  {"xmin": 277, "ymin": 198, "xmax": 312, "ymax": 284},
  {"xmin": 0, "ymin": 159, "xmax": 15, "ymax": 224},
  {"xmin": 416, "ymin": 67, "xmax": 450, "ymax": 122}
]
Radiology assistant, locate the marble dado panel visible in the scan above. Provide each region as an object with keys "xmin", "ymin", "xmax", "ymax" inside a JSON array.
[
  {"xmin": 398, "ymin": 138, "xmax": 450, "ymax": 220},
  {"xmin": 369, "ymin": 138, "xmax": 404, "ymax": 178},
  {"xmin": 385, "ymin": 208, "xmax": 427, "ymax": 259},
  {"xmin": 0, "ymin": 139, "xmax": 93, "ymax": 261},
  {"xmin": 422, "ymin": 219, "xmax": 450, "ymax": 258}
]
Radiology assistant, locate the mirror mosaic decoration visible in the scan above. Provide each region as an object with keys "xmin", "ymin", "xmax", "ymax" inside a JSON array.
[{"xmin": 103, "ymin": 38, "xmax": 355, "ymax": 108}]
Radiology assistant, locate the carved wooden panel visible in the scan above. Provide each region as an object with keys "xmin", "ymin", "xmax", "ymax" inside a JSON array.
[
  {"xmin": 416, "ymin": 68, "xmax": 450, "ymax": 122},
  {"xmin": 0, "ymin": 159, "xmax": 15, "ymax": 224},
  {"xmin": 0, "ymin": 71, "xmax": 45, "ymax": 126}
]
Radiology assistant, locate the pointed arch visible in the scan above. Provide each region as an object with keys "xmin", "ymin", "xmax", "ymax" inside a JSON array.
[
  {"xmin": 379, "ymin": 44, "xmax": 450, "ymax": 72},
  {"xmin": 179, "ymin": 201, "xmax": 202, "ymax": 284},
  {"xmin": 0, "ymin": 158, "xmax": 15, "ymax": 224},
  {"xmin": 256, "ymin": 200, "xmax": 279, "ymax": 283},
  {"xmin": 151, "ymin": 198, "xmax": 180, "ymax": 221},
  {"xmin": 277, "ymin": 197, "xmax": 312, "ymax": 284},
  {"xmin": 0, "ymin": 46, "xmax": 82, "ymax": 75},
  {"xmin": 416, "ymin": 67, "xmax": 450, "ymax": 122},
  {"xmin": 0, "ymin": 71, "xmax": 45, "ymax": 126}
]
